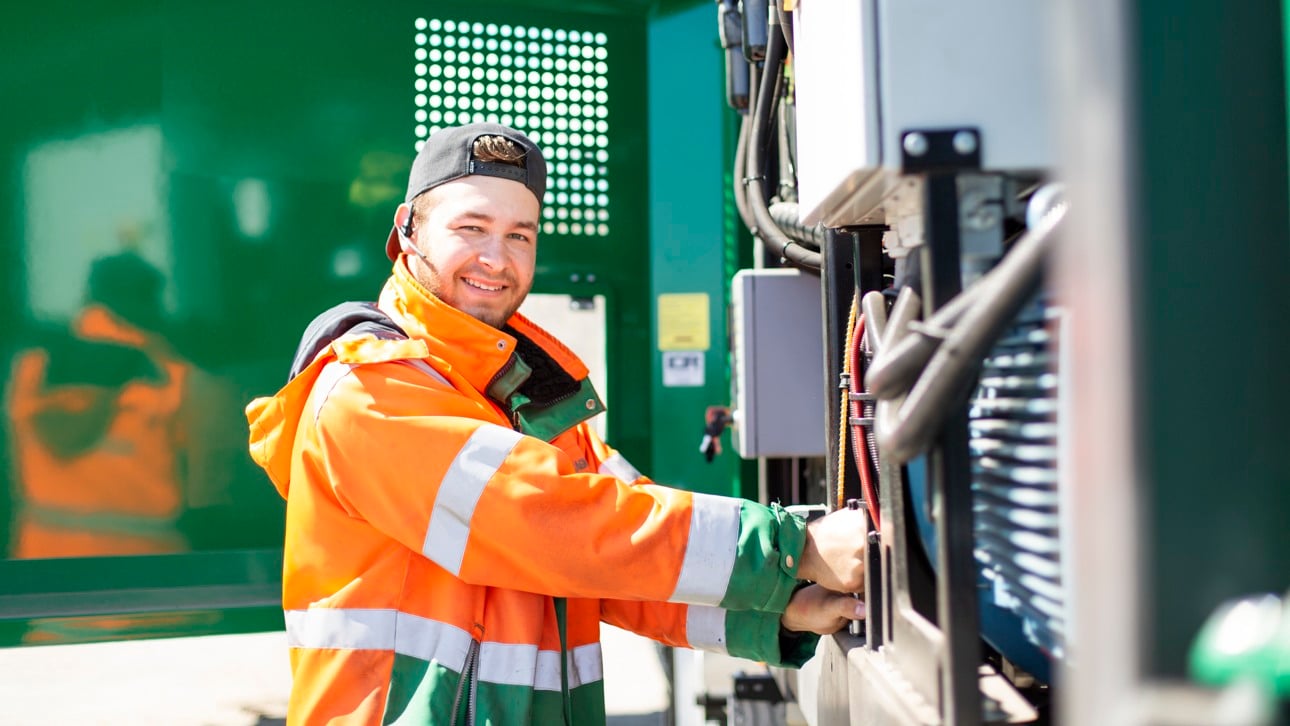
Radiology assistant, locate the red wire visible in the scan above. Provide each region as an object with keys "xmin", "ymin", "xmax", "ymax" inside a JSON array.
[{"xmin": 849, "ymin": 314, "xmax": 882, "ymax": 530}]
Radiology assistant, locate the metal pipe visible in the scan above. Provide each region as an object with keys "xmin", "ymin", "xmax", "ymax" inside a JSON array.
[
  {"xmin": 865, "ymin": 279, "xmax": 983, "ymax": 399},
  {"xmin": 861, "ymin": 290, "xmax": 889, "ymax": 354},
  {"xmin": 879, "ymin": 285, "xmax": 922, "ymax": 353},
  {"xmin": 871, "ymin": 287, "xmax": 920, "ymax": 458},
  {"xmin": 876, "ymin": 203, "xmax": 1067, "ymax": 464}
]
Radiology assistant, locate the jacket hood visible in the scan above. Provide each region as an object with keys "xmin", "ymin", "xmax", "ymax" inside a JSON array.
[{"xmin": 246, "ymin": 347, "xmax": 330, "ymax": 499}]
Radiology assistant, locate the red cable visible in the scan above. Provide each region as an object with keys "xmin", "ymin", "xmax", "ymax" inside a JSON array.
[{"xmin": 849, "ymin": 314, "xmax": 882, "ymax": 530}]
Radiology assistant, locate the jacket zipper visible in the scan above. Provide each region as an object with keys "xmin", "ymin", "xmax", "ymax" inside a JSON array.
[{"xmin": 451, "ymin": 637, "xmax": 482, "ymax": 725}]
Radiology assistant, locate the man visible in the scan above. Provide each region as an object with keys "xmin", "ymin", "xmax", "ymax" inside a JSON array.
[{"xmin": 247, "ymin": 122, "xmax": 867, "ymax": 724}]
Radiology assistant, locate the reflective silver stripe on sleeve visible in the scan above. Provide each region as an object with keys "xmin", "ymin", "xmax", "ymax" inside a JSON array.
[
  {"xmin": 311, "ymin": 362, "xmax": 355, "ymax": 425},
  {"xmin": 685, "ymin": 605, "xmax": 729, "ymax": 654},
  {"xmin": 598, "ymin": 452, "xmax": 642, "ymax": 484},
  {"xmin": 285, "ymin": 608, "xmax": 396, "ymax": 650},
  {"xmin": 669, "ymin": 493, "xmax": 742, "ymax": 605},
  {"xmin": 400, "ymin": 359, "xmax": 453, "ymax": 389},
  {"xmin": 422, "ymin": 424, "xmax": 525, "ymax": 575}
]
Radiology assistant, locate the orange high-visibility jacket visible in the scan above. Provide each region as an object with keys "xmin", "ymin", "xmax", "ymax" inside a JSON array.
[
  {"xmin": 247, "ymin": 260, "xmax": 817, "ymax": 725},
  {"xmin": 7, "ymin": 306, "xmax": 189, "ymax": 558}
]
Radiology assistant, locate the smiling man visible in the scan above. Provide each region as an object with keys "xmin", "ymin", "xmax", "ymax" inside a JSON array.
[{"xmin": 247, "ymin": 123, "xmax": 868, "ymax": 725}]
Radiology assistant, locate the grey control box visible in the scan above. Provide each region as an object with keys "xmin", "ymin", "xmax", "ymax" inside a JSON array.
[{"xmin": 731, "ymin": 269, "xmax": 826, "ymax": 458}]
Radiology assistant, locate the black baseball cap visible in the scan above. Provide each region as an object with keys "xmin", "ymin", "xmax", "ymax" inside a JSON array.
[{"xmin": 386, "ymin": 122, "xmax": 548, "ymax": 260}]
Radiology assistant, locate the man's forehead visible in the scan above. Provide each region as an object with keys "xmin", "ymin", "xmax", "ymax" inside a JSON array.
[{"xmin": 429, "ymin": 177, "xmax": 540, "ymax": 222}]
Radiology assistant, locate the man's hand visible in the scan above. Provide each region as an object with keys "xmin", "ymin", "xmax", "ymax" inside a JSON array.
[
  {"xmin": 797, "ymin": 507, "xmax": 867, "ymax": 592},
  {"xmin": 780, "ymin": 584, "xmax": 866, "ymax": 635}
]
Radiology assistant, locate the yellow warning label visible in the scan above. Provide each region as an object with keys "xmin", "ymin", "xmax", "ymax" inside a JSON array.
[{"xmin": 657, "ymin": 293, "xmax": 711, "ymax": 351}]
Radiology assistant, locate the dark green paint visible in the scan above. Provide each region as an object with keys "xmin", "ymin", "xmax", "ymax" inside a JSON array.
[
  {"xmin": 647, "ymin": 4, "xmax": 744, "ymax": 498},
  {"xmin": 1131, "ymin": 0, "xmax": 1290, "ymax": 676}
]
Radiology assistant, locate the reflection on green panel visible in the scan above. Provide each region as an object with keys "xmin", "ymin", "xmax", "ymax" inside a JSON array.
[
  {"xmin": 646, "ymin": 4, "xmax": 743, "ymax": 498},
  {"xmin": 0, "ymin": 0, "xmax": 649, "ymax": 646}
]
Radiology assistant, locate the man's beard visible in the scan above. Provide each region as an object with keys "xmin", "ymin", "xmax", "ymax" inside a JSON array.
[{"xmin": 419, "ymin": 258, "xmax": 526, "ymax": 329}]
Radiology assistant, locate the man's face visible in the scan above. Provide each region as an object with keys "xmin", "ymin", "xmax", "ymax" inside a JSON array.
[{"xmin": 406, "ymin": 175, "xmax": 539, "ymax": 329}]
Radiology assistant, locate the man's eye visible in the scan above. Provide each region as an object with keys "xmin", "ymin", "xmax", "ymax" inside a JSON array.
[{"xmin": 509, "ymin": 233, "xmax": 533, "ymax": 243}]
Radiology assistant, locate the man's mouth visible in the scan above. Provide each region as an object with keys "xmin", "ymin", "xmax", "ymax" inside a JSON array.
[{"xmin": 463, "ymin": 277, "xmax": 505, "ymax": 292}]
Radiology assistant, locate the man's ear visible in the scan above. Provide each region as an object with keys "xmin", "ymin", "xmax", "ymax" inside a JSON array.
[{"xmin": 394, "ymin": 203, "xmax": 414, "ymax": 237}]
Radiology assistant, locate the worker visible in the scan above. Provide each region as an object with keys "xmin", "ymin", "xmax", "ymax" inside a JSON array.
[
  {"xmin": 246, "ymin": 122, "xmax": 867, "ymax": 724},
  {"xmin": 8, "ymin": 253, "xmax": 191, "ymax": 559}
]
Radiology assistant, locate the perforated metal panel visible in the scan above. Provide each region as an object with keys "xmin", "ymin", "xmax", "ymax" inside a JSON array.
[{"xmin": 413, "ymin": 18, "xmax": 613, "ymax": 238}]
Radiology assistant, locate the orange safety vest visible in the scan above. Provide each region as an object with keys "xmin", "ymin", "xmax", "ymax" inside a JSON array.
[
  {"xmin": 247, "ymin": 258, "xmax": 817, "ymax": 725},
  {"xmin": 7, "ymin": 306, "xmax": 189, "ymax": 558}
]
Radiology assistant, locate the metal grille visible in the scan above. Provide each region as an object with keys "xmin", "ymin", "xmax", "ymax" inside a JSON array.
[
  {"xmin": 413, "ymin": 17, "xmax": 612, "ymax": 238},
  {"xmin": 969, "ymin": 296, "xmax": 1065, "ymax": 658}
]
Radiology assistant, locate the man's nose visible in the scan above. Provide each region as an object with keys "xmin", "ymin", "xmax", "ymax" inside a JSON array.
[{"xmin": 475, "ymin": 236, "xmax": 508, "ymax": 269}]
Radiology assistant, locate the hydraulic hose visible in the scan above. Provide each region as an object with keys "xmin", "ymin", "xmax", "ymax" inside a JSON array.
[
  {"xmin": 874, "ymin": 202, "xmax": 1068, "ymax": 464},
  {"xmin": 768, "ymin": 202, "xmax": 825, "ymax": 250},
  {"xmin": 733, "ymin": 115, "xmax": 757, "ymax": 235},
  {"xmin": 745, "ymin": 11, "xmax": 820, "ymax": 270},
  {"xmin": 849, "ymin": 313, "xmax": 881, "ymax": 529},
  {"xmin": 776, "ymin": 0, "xmax": 794, "ymax": 55}
]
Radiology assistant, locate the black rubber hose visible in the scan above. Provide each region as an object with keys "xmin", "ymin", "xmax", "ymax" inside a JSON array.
[
  {"xmin": 776, "ymin": 0, "xmax": 794, "ymax": 55},
  {"xmin": 733, "ymin": 115, "xmax": 757, "ymax": 236},
  {"xmin": 745, "ymin": 15, "xmax": 820, "ymax": 270},
  {"xmin": 768, "ymin": 202, "xmax": 824, "ymax": 250}
]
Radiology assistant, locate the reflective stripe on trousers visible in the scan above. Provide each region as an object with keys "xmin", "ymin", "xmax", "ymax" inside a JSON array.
[{"xmin": 284, "ymin": 608, "xmax": 604, "ymax": 690}]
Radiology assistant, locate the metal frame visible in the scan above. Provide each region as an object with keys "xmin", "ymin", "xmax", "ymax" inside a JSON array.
[{"xmin": 814, "ymin": 130, "xmax": 1043, "ymax": 726}]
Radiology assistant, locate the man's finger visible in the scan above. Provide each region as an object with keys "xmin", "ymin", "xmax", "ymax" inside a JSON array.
[{"xmin": 834, "ymin": 594, "xmax": 867, "ymax": 620}]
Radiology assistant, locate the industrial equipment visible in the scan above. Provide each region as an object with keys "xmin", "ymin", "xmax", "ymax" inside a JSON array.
[{"xmin": 702, "ymin": 0, "xmax": 1290, "ymax": 724}]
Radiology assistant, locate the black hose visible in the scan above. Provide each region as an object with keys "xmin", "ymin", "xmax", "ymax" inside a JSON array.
[
  {"xmin": 768, "ymin": 202, "xmax": 824, "ymax": 250},
  {"xmin": 745, "ymin": 14, "xmax": 820, "ymax": 270},
  {"xmin": 733, "ymin": 115, "xmax": 757, "ymax": 236},
  {"xmin": 776, "ymin": 0, "xmax": 794, "ymax": 55}
]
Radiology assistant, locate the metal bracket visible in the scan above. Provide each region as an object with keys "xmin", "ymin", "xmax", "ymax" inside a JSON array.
[
  {"xmin": 734, "ymin": 673, "xmax": 785, "ymax": 702},
  {"xmin": 900, "ymin": 128, "xmax": 983, "ymax": 174}
]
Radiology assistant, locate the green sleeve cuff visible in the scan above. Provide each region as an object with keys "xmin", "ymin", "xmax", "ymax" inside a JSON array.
[
  {"xmin": 720, "ymin": 502, "xmax": 809, "ymax": 612},
  {"xmin": 723, "ymin": 609, "xmax": 821, "ymax": 668}
]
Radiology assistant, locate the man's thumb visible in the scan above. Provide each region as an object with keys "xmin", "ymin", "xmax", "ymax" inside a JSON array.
[{"xmin": 835, "ymin": 594, "xmax": 866, "ymax": 620}]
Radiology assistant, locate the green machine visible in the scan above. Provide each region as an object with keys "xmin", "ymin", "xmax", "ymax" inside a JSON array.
[{"xmin": 0, "ymin": 0, "xmax": 739, "ymax": 647}]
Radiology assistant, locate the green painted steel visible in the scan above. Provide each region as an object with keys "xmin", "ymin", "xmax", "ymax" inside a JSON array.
[
  {"xmin": 646, "ymin": 4, "xmax": 747, "ymax": 498},
  {"xmin": 1132, "ymin": 0, "xmax": 1290, "ymax": 676},
  {"xmin": 0, "ymin": 1, "xmax": 650, "ymax": 646}
]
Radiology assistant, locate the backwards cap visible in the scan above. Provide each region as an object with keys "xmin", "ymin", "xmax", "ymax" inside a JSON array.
[{"xmin": 386, "ymin": 122, "xmax": 548, "ymax": 260}]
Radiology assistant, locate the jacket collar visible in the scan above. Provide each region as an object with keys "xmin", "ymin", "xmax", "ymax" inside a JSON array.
[{"xmin": 377, "ymin": 256, "xmax": 590, "ymax": 397}]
